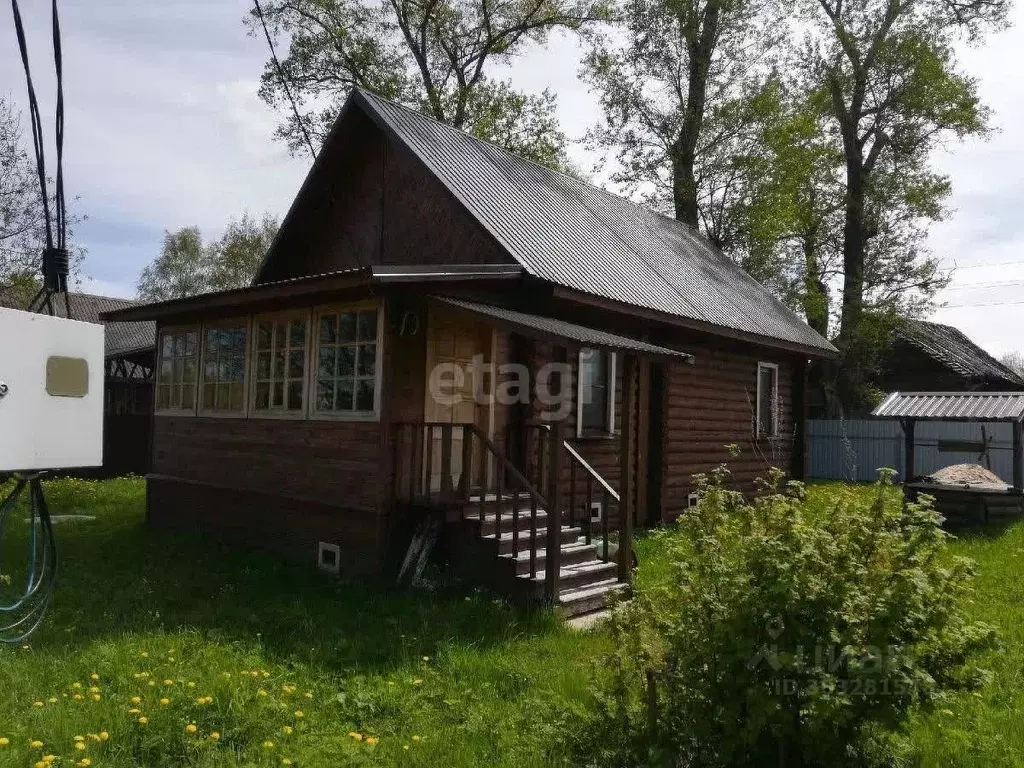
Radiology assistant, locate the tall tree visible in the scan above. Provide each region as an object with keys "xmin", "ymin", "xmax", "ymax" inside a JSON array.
[
  {"xmin": 798, "ymin": 0, "xmax": 1008, "ymax": 407},
  {"xmin": 137, "ymin": 215, "xmax": 279, "ymax": 302},
  {"xmin": 581, "ymin": 0, "xmax": 780, "ymax": 230},
  {"xmin": 248, "ymin": 0, "xmax": 609, "ymax": 169},
  {"xmin": 0, "ymin": 95, "xmax": 84, "ymax": 300}
]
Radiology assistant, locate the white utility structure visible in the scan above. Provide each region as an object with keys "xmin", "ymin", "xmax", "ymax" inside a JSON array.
[{"xmin": 0, "ymin": 307, "xmax": 105, "ymax": 472}]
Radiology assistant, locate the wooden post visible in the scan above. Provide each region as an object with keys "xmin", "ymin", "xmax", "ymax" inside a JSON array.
[
  {"xmin": 1013, "ymin": 420, "xmax": 1023, "ymax": 493},
  {"xmin": 791, "ymin": 357, "xmax": 809, "ymax": 481},
  {"xmin": 618, "ymin": 354, "xmax": 636, "ymax": 585},
  {"xmin": 902, "ymin": 419, "xmax": 916, "ymax": 486},
  {"xmin": 545, "ymin": 417, "xmax": 564, "ymax": 603}
]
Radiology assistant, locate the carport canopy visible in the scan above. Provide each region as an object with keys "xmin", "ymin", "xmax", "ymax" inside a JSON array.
[{"xmin": 872, "ymin": 391, "xmax": 1024, "ymax": 491}]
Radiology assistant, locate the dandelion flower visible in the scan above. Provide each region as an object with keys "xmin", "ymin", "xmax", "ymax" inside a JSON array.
[
  {"xmin": 258, "ymin": 689, "xmax": 269, "ymax": 697},
  {"xmin": 187, "ymin": 682, "xmax": 196, "ymax": 689},
  {"xmin": 47, "ymin": 698, "xmax": 57, "ymax": 704},
  {"xmin": 34, "ymin": 763, "xmax": 46, "ymax": 768},
  {"xmin": 0, "ymin": 737, "xmax": 8, "ymax": 746},
  {"xmin": 366, "ymin": 736, "xmax": 379, "ymax": 746},
  {"xmin": 89, "ymin": 686, "xmax": 100, "ymax": 694},
  {"xmin": 30, "ymin": 740, "xmax": 44, "ymax": 748},
  {"xmin": 130, "ymin": 696, "xmax": 142, "ymax": 705},
  {"xmin": 167, "ymin": 657, "xmax": 175, "ymax": 663},
  {"xmin": 221, "ymin": 672, "xmax": 231, "ymax": 679},
  {"xmin": 33, "ymin": 701, "xmax": 44, "ymax": 708},
  {"xmin": 77, "ymin": 760, "xmax": 92, "ymax": 767},
  {"xmin": 138, "ymin": 717, "xmax": 148, "ymax": 725},
  {"xmin": 147, "ymin": 680, "xmax": 156, "ymax": 687},
  {"xmin": 413, "ymin": 679, "xmax": 423, "ymax": 686},
  {"xmin": 163, "ymin": 679, "xmax": 173, "ymax": 686},
  {"xmin": 91, "ymin": 694, "xmax": 102, "ymax": 702},
  {"xmin": 412, "ymin": 735, "xmax": 421, "ymax": 742},
  {"xmin": 185, "ymin": 724, "xmax": 197, "ymax": 734},
  {"xmin": 87, "ymin": 734, "xmax": 101, "ymax": 742},
  {"xmin": 99, "ymin": 732, "xmax": 109, "ymax": 742},
  {"xmin": 404, "ymin": 745, "xmax": 410, "ymax": 750},
  {"xmin": 72, "ymin": 683, "xmax": 82, "ymax": 689},
  {"xmin": 140, "ymin": 652, "xmax": 149, "ymax": 658},
  {"xmin": 127, "ymin": 708, "xmax": 141, "ymax": 715},
  {"xmin": 294, "ymin": 710, "xmax": 304, "ymax": 718},
  {"xmin": 159, "ymin": 698, "xmax": 170, "ymax": 706},
  {"xmin": 282, "ymin": 759, "xmax": 293, "ymax": 766},
  {"xmin": 422, "ymin": 656, "xmax": 430, "ymax": 662},
  {"xmin": 74, "ymin": 741, "xmax": 86, "ymax": 751},
  {"xmin": 43, "ymin": 756, "xmax": 57, "ymax": 765},
  {"xmin": 263, "ymin": 741, "xmax": 275, "ymax": 749},
  {"xmin": 210, "ymin": 732, "xmax": 221, "ymax": 741},
  {"xmin": 304, "ymin": 692, "xmax": 313, "ymax": 699},
  {"xmin": 73, "ymin": 694, "xmax": 84, "ymax": 701},
  {"xmin": 282, "ymin": 726, "xmax": 293, "ymax": 736},
  {"xmin": 90, "ymin": 674, "xmax": 100, "ymax": 682},
  {"xmin": 349, "ymin": 732, "xmax": 363, "ymax": 741}
]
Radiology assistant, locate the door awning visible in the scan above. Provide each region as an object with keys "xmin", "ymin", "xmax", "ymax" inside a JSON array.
[{"xmin": 432, "ymin": 296, "xmax": 694, "ymax": 363}]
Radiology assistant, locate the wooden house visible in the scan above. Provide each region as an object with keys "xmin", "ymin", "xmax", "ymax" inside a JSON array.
[{"xmin": 104, "ymin": 89, "xmax": 836, "ymax": 617}]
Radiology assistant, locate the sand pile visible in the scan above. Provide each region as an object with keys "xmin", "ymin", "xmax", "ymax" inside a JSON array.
[{"xmin": 925, "ymin": 463, "xmax": 1008, "ymax": 489}]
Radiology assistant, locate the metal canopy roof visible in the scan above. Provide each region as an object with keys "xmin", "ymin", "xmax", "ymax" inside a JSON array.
[
  {"xmin": 354, "ymin": 89, "xmax": 836, "ymax": 358},
  {"xmin": 872, "ymin": 392, "xmax": 1024, "ymax": 422},
  {"xmin": 434, "ymin": 297, "xmax": 694, "ymax": 362}
]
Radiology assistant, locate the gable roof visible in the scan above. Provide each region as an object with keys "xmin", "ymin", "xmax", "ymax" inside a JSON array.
[
  {"xmin": 342, "ymin": 89, "xmax": 836, "ymax": 357},
  {"xmin": 0, "ymin": 288, "xmax": 155, "ymax": 358},
  {"xmin": 897, "ymin": 320, "xmax": 1023, "ymax": 388}
]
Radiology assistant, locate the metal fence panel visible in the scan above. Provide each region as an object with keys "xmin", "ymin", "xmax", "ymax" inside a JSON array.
[{"xmin": 807, "ymin": 420, "xmax": 1015, "ymax": 483}]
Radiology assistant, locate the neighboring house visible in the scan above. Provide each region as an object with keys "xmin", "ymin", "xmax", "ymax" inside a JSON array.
[
  {"xmin": 104, "ymin": 89, "xmax": 836, "ymax": 616},
  {"xmin": 0, "ymin": 289, "xmax": 156, "ymax": 475},
  {"xmin": 879, "ymin": 320, "xmax": 1024, "ymax": 394}
]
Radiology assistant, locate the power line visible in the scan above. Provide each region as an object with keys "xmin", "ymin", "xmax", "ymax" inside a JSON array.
[
  {"xmin": 939, "ymin": 258, "xmax": 1024, "ymax": 270},
  {"xmin": 942, "ymin": 278, "xmax": 1024, "ymax": 291},
  {"xmin": 942, "ymin": 298, "xmax": 1024, "ymax": 309}
]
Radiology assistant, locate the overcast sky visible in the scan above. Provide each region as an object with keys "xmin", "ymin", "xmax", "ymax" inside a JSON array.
[{"xmin": 2, "ymin": 0, "xmax": 1023, "ymax": 357}]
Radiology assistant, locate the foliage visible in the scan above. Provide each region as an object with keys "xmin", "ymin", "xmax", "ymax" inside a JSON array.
[
  {"xmin": 136, "ymin": 214, "xmax": 278, "ymax": 301},
  {"xmin": 0, "ymin": 96, "xmax": 85, "ymax": 294},
  {"xmin": 581, "ymin": 0, "xmax": 781, "ymax": 230},
  {"xmin": 247, "ymin": 0, "xmax": 610, "ymax": 170},
  {"xmin": 584, "ymin": 467, "xmax": 998, "ymax": 767},
  {"xmin": 999, "ymin": 351, "xmax": 1024, "ymax": 379}
]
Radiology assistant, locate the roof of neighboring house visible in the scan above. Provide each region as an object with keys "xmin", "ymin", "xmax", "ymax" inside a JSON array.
[
  {"xmin": 897, "ymin": 320, "xmax": 1024, "ymax": 387},
  {"xmin": 344, "ymin": 89, "xmax": 836, "ymax": 358},
  {"xmin": 0, "ymin": 288, "xmax": 155, "ymax": 358},
  {"xmin": 434, "ymin": 297, "xmax": 695, "ymax": 361},
  {"xmin": 873, "ymin": 391, "xmax": 1024, "ymax": 422}
]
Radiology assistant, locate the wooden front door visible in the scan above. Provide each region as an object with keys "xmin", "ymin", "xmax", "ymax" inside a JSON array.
[{"xmin": 424, "ymin": 311, "xmax": 491, "ymax": 494}]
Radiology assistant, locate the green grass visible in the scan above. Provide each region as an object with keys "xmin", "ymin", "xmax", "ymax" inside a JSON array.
[{"xmin": 1, "ymin": 478, "xmax": 1023, "ymax": 766}]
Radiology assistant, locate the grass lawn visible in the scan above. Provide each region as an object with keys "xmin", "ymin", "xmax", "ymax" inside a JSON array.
[{"xmin": 0, "ymin": 477, "xmax": 1022, "ymax": 767}]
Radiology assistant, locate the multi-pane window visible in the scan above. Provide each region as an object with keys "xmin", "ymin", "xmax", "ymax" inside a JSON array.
[
  {"xmin": 156, "ymin": 328, "xmax": 199, "ymax": 411},
  {"xmin": 578, "ymin": 348, "xmax": 615, "ymax": 436},
  {"xmin": 201, "ymin": 324, "xmax": 248, "ymax": 413},
  {"xmin": 252, "ymin": 315, "xmax": 308, "ymax": 414},
  {"xmin": 757, "ymin": 362, "xmax": 779, "ymax": 437},
  {"xmin": 314, "ymin": 307, "xmax": 379, "ymax": 415}
]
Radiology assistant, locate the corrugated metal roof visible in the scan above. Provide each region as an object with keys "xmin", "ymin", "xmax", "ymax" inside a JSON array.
[
  {"xmin": 898, "ymin": 320, "xmax": 1024, "ymax": 387},
  {"xmin": 873, "ymin": 392, "xmax": 1024, "ymax": 421},
  {"xmin": 435, "ymin": 297, "xmax": 694, "ymax": 361},
  {"xmin": 355, "ymin": 89, "xmax": 837, "ymax": 357}
]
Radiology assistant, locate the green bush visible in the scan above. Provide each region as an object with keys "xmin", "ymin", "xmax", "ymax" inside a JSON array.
[{"xmin": 582, "ymin": 467, "xmax": 998, "ymax": 768}]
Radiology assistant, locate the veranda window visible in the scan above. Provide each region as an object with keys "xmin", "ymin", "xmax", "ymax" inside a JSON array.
[
  {"xmin": 200, "ymin": 323, "xmax": 248, "ymax": 414},
  {"xmin": 155, "ymin": 327, "xmax": 199, "ymax": 412},
  {"xmin": 313, "ymin": 306, "xmax": 381, "ymax": 417},
  {"xmin": 757, "ymin": 362, "xmax": 779, "ymax": 437},
  {"xmin": 252, "ymin": 314, "xmax": 308, "ymax": 415},
  {"xmin": 577, "ymin": 347, "xmax": 616, "ymax": 437}
]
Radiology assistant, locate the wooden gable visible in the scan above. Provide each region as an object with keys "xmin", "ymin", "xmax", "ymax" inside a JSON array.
[{"xmin": 256, "ymin": 103, "xmax": 514, "ymax": 284}]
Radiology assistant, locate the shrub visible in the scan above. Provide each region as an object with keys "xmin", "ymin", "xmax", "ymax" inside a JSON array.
[{"xmin": 582, "ymin": 467, "xmax": 998, "ymax": 768}]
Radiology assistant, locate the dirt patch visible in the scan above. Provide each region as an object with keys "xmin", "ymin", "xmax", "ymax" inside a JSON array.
[{"xmin": 925, "ymin": 463, "xmax": 1009, "ymax": 489}]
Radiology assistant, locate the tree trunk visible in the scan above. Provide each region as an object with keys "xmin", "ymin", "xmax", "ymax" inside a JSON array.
[{"xmin": 838, "ymin": 159, "xmax": 866, "ymax": 346}]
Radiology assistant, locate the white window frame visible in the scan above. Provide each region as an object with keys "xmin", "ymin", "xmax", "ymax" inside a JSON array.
[
  {"xmin": 197, "ymin": 317, "xmax": 252, "ymax": 418},
  {"xmin": 576, "ymin": 348, "xmax": 617, "ymax": 438},
  {"xmin": 308, "ymin": 300, "xmax": 385, "ymax": 422},
  {"xmin": 756, "ymin": 362, "xmax": 780, "ymax": 438},
  {"xmin": 248, "ymin": 309, "xmax": 312, "ymax": 420},
  {"xmin": 154, "ymin": 324, "xmax": 201, "ymax": 416}
]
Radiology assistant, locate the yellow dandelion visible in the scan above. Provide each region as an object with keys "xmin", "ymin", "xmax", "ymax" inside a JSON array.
[
  {"xmin": 185, "ymin": 724, "xmax": 197, "ymax": 734},
  {"xmin": 91, "ymin": 694, "xmax": 102, "ymax": 702},
  {"xmin": 138, "ymin": 717, "xmax": 148, "ymax": 725},
  {"xmin": 282, "ymin": 726, "xmax": 293, "ymax": 736},
  {"xmin": 47, "ymin": 697, "xmax": 57, "ymax": 704},
  {"xmin": 32, "ymin": 701, "xmax": 44, "ymax": 708},
  {"xmin": 72, "ymin": 682, "xmax": 82, "ymax": 689},
  {"xmin": 422, "ymin": 656, "xmax": 430, "ymax": 662},
  {"xmin": 127, "ymin": 708, "xmax": 141, "ymax": 715},
  {"xmin": 163, "ymin": 679, "xmax": 173, "ymax": 686},
  {"xmin": 413, "ymin": 679, "xmax": 423, "ymax": 686},
  {"xmin": 87, "ymin": 734, "xmax": 100, "ymax": 742},
  {"xmin": 349, "ymin": 732, "xmax": 363, "ymax": 741},
  {"xmin": 43, "ymin": 756, "xmax": 56, "ymax": 765},
  {"xmin": 73, "ymin": 694, "xmax": 84, "ymax": 701},
  {"xmin": 159, "ymin": 698, "xmax": 170, "ymax": 706},
  {"xmin": 89, "ymin": 686, "xmax": 100, "ymax": 694},
  {"xmin": 262, "ymin": 670, "xmax": 271, "ymax": 678},
  {"xmin": 412, "ymin": 735, "xmax": 421, "ymax": 742},
  {"xmin": 0, "ymin": 737, "xmax": 8, "ymax": 746},
  {"xmin": 90, "ymin": 673, "xmax": 99, "ymax": 682},
  {"xmin": 34, "ymin": 763, "xmax": 46, "ymax": 768},
  {"xmin": 263, "ymin": 740, "xmax": 275, "ymax": 749},
  {"xmin": 167, "ymin": 657, "xmax": 175, "ymax": 663},
  {"xmin": 30, "ymin": 740, "xmax": 44, "ymax": 748},
  {"xmin": 304, "ymin": 691, "xmax": 313, "ymax": 699},
  {"xmin": 221, "ymin": 672, "xmax": 231, "ymax": 679},
  {"xmin": 74, "ymin": 741, "xmax": 86, "ymax": 751},
  {"xmin": 258, "ymin": 689, "xmax": 269, "ymax": 697},
  {"xmin": 187, "ymin": 682, "xmax": 196, "ymax": 689},
  {"xmin": 99, "ymin": 732, "xmax": 109, "ymax": 742},
  {"xmin": 282, "ymin": 759, "xmax": 293, "ymax": 766},
  {"xmin": 130, "ymin": 696, "xmax": 142, "ymax": 705},
  {"xmin": 366, "ymin": 736, "xmax": 379, "ymax": 746},
  {"xmin": 77, "ymin": 760, "xmax": 92, "ymax": 768},
  {"xmin": 210, "ymin": 732, "xmax": 221, "ymax": 742},
  {"xmin": 293, "ymin": 710, "xmax": 304, "ymax": 718},
  {"xmin": 147, "ymin": 680, "xmax": 156, "ymax": 687},
  {"xmin": 140, "ymin": 651, "xmax": 149, "ymax": 658}
]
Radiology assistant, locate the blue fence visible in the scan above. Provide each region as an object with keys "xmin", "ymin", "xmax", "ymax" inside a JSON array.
[{"xmin": 807, "ymin": 419, "xmax": 1015, "ymax": 483}]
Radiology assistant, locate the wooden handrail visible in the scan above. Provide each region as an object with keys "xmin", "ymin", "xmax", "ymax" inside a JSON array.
[
  {"xmin": 531, "ymin": 422, "xmax": 620, "ymax": 503},
  {"xmin": 464, "ymin": 424, "xmax": 549, "ymax": 508}
]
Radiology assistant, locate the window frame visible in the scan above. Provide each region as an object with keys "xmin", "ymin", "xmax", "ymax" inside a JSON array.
[
  {"xmin": 756, "ymin": 361, "xmax": 780, "ymax": 439},
  {"xmin": 154, "ymin": 324, "xmax": 202, "ymax": 416},
  {"xmin": 197, "ymin": 317, "xmax": 252, "ymax": 418},
  {"xmin": 307, "ymin": 300, "xmax": 385, "ymax": 422},
  {"xmin": 248, "ymin": 309, "xmax": 312, "ymax": 421},
  {"xmin": 576, "ymin": 347, "xmax": 617, "ymax": 439}
]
